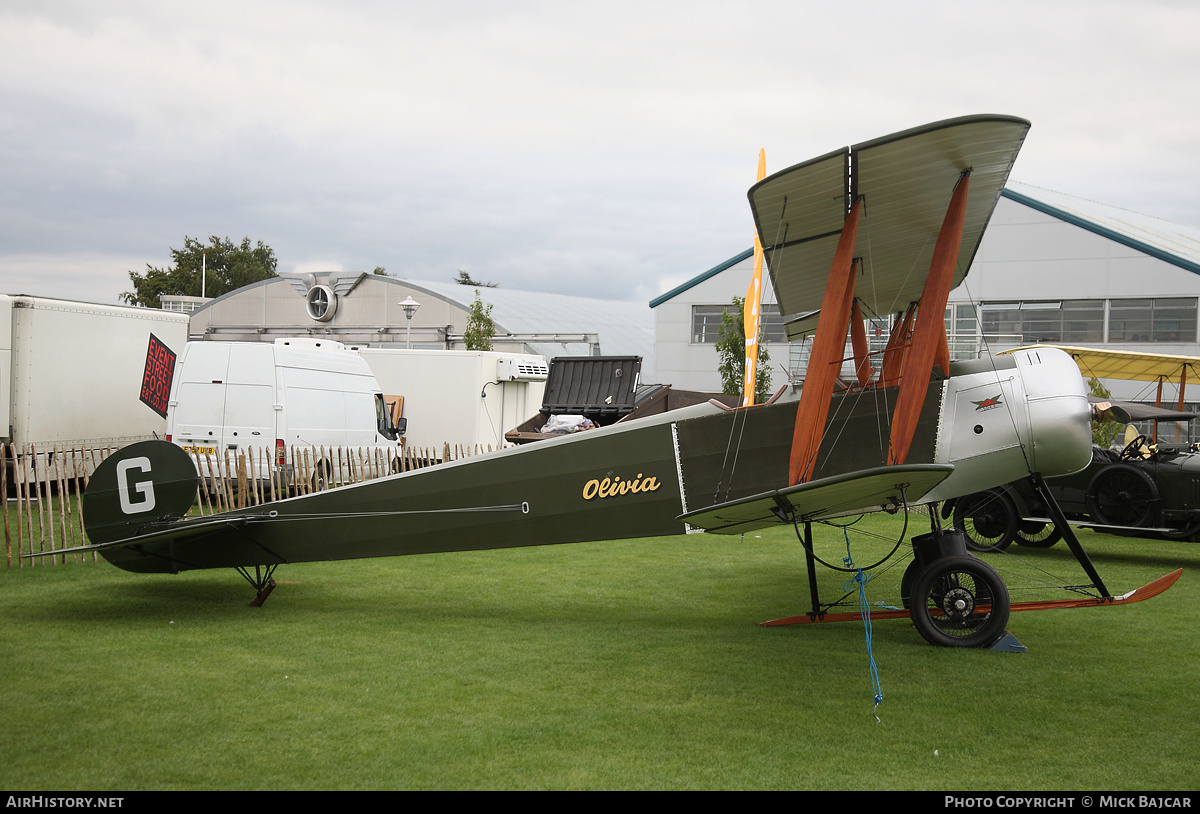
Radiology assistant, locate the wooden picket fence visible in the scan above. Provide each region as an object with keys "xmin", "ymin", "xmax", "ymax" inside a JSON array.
[{"xmin": 1, "ymin": 440, "xmax": 499, "ymax": 569}]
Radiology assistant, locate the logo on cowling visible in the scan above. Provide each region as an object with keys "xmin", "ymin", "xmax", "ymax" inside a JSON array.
[{"xmin": 972, "ymin": 394, "xmax": 1003, "ymax": 412}]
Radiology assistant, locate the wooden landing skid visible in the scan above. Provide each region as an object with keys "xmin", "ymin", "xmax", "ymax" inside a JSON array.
[{"xmin": 760, "ymin": 568, "xmax": 1182, "ymax": 626}]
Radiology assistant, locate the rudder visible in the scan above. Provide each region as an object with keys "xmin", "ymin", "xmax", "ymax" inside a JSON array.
[{"xmin": 82, "ymin": 440, "xmax": 200, "ymax": 545}]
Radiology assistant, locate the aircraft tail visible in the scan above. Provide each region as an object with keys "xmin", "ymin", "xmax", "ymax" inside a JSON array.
[{"xmin": 81, "ymin": 440, "xmax": 202, "ymax": 546}]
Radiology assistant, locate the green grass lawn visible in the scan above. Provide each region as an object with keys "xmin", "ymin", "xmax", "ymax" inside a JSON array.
[{"xmin": 1, "ymin": 517, "xmax": 1197, "ymax": 790}]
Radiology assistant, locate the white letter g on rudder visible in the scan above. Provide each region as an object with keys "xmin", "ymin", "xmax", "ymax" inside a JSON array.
[{"xmin": 116, "ymin": 457, "xmax": 156, "ymax": 515}]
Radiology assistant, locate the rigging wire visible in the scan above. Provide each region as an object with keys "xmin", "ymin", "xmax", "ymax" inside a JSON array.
[
  {"xmin": 789, "ymin": 485, "xmax": 911, "ymax": 573},
  {"xmin": 711, "ymin": 192, "xmax": 792, "ymax": 500},
  {"xmin": 957, "ymin": 277, "xmax": 1035, "ymax": 474},
  {"xmin": 791, "ymin": 199, "xmax": 893, "ymax": 482}
]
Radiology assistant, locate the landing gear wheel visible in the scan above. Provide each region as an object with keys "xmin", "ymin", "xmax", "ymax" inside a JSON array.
[
  {"xmin": 1015, "ymin": 520, "xmax": 1061, "ymax": 548},
  {"xmin": 952, "ymin": 489, "xmax": 1018, "ymax": 552},
  {"xmin": 1086, "ymin": 464, "xmax": 1159, "ymax": 528},
  {"xmin": 910, "ymin": 556, "xmax": 1011, "ymax": 648},
  {"xmin": 900, "ymin": 559, "xmax": 920, "ymax": 609}
]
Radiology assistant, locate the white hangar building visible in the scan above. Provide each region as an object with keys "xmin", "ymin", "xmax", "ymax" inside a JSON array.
[
  {"xmin": 187, "ymin": 274, "xmax": 657, "ymax": 379},
  {"xmin": 651, "ymin": 182, "xmax": 1200, "ymax": 407}
]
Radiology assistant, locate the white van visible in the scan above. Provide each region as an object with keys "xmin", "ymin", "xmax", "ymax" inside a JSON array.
[{"xmin": 165, "ymin": 338, "xmax": 404, "ymax": 485}]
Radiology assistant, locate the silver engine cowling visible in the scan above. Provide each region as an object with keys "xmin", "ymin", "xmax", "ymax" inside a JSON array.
[{"xmin": 926, "ymin": 346, "xmax": 1093, "ymax": 502}]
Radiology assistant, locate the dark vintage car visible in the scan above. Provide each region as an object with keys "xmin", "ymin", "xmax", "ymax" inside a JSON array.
[{"xmin": 949, "ymin": 432, "xmax": 1200, "ymax": 551}]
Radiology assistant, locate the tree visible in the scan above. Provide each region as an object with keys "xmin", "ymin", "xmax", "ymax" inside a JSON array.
[
  {"xmin": 1088, "ymin": 376, "xmax": 1123, "ymax": 449},
  {"xmin": 121, "ymin": 236, "xmax": 277, "ymax": 308},
  {"xmin": 464, "ymin": 289, "xmax": 496, "ymax": 351},
  {"xmin": 455, "ymin": 270, "xmax": 496, "ymax": 288},
  {"xmin": 715, "ymin": 295, "xmax": 771, "ymax": 402}
]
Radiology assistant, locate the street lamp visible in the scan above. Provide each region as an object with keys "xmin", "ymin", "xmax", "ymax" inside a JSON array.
[{"xmin": 399, "ymin": 296, "xmax": 421, "ymax": 349}]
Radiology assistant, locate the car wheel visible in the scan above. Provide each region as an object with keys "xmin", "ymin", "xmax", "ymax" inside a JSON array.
[
  {"xmin": 952, "ymin": 489, "xmax": 1018, "ymax": 552},
  {"xmin": 1086, "ymin": 464, "xmax": 1159, "ymax": 528},
  {"xmin": 1015, "ymin": 520, "xmax": 1061, "ymax": 548}
]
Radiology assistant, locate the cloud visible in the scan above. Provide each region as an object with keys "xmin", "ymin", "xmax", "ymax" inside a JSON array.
[{"xmin": 2, "ymin": 0, "xmax": 1199, "ymax": 307}]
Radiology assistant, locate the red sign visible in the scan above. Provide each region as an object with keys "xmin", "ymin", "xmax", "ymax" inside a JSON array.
[{"xmin": 140, "ymin": 334, "xmax": 177, "ymax": 418}]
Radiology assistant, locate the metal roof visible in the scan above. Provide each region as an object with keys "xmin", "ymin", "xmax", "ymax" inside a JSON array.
[
  {"xmin": 1002, "ymin": 182, "xmax": 1200, "ymax": 276},
  {"xmin": 652, "ymin": 182, "xmax": 1200, "ymax": 317},
  {"xmin": 647, "ymin": 248, "xmax": 754, "ymax": 308}
]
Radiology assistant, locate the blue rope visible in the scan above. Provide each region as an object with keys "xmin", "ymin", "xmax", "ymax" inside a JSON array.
[{"xmin": 842, "ymin": 527, "xmax": 883, "ymax": 720}]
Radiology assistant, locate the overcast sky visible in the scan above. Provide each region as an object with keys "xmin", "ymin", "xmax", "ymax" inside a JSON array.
[{"xmin": 2, "ymin": 0, "xmax": 1198, "ymax": 307}]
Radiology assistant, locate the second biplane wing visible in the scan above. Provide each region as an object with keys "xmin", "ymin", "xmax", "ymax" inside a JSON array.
[
  {"xmin": 679, "ymin": 463, "xmax": 954, "ymax": 534},
  {"xmin": 1003, "ymin": 344, "xmax": 1200, "ymax": 385},
  {"xmin": 749, "ymin": 114, "xmax": 1030, "ymax": 339}
]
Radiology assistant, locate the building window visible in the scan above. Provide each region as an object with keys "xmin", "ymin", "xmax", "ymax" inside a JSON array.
[
  {"xmin": 691, "ymin": 305, "xmax": 726, "ymax": 343},
  {"xmin": 1152, "ymin": 297, "xmax": 1198, "ymax": 343},
  {"xmin": 1109, "ymin": 297, "xmax": 1196, "ymax": 343},
  {"xmin": 1062, "ymin": 300, "xmax": 1105, "ymax": 343},
  {"xmin": 944, "ymin": 303, "xmax": 980, "ymax": 360},
  {"xmin": 980, "ymin": 297, "xmax": 1196, "ymax": 345},
  {"xmin": 691, "ymin": 304, "xmax": 786, "ymax": 344}
]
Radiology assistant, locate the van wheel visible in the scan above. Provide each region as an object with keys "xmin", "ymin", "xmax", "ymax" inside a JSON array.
[{"xmin": 311, "ymin": 460, "xmax": 331, "ymax": 491}]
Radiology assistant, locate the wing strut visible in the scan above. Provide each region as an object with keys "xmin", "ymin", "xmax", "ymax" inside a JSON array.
[
  {"xmin": 888, "ymin": 171, "xmax": 970, "ymax": 465},
  {"xmin": 850, "ymin": 298, "xmax": 873, "ymax": 386},
  {"xmin": 788, "ymin": 199, "xmax": 862, "ymax": 485},
  {"xmin": 880, "ymin": 304, "xmax": 914, "ymax": 387},
  {"xmin": 1176, "ymin": 366, "xmax": 1189, "ymax": 442}
]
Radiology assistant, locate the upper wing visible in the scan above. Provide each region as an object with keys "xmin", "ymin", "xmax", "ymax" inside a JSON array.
[{"xmin": 749, "ymin": 115, "xmax": 1030, "ymax": 339}]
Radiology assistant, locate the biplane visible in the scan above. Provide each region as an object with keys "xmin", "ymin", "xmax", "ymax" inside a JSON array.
[{"xmin": 51, "ymin": 115, "xmax": 1181, "ymax": 647}]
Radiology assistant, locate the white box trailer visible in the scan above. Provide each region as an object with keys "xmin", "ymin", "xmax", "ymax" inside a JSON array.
[
  {"xmin": 353, "ymin": 348, "xmax": 548, "ymax": 452},
  {"xmin": 0, "ymin": 295, "xmax": 189, "ymax": 474},
  {"xmin": 166, "ymin": 338, "xmax": 404, "ymax": 485}
]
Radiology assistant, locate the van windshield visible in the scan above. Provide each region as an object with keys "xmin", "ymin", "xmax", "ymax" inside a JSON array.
[{"xmin": 375, "ymin": 394, "xmax": 399, "ymax": 440}]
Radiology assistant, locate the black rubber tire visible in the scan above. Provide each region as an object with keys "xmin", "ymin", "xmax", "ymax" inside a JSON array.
[
  {"xmin": 1014, "ymin": 520, "xmax": 1062, "ymax": 548},
  {"xmin": 952, "ymin": 489, "xmax": 1018, "ymax": 552},
  {"xmin": 910, "ymin": 556, "xmax": 1011, "ymax": 648},
  {"xmin": 311, "ymin": 459, "xmax": 331, "ymax": 492},
  {"xmin": 1160, "ymin": 517, "xmax": 1200, "ymax": 541},
  {"xmin": 1086, "ymin": 464, "xmax": 1159, "ymax": 528},
  {"xmin": 900, "ymin": 559, "xmax": 921, "ymax": 610}
]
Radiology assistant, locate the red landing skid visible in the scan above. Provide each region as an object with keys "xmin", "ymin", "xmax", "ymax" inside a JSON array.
[{"xmin": 760, "ymin": 569, "xmax": 1182, "ymax": 626}]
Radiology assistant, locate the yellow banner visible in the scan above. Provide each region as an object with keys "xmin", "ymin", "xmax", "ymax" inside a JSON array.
[{"xmin": 743, "ymin": 149, "xmax": 766, "ymax": 407}]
